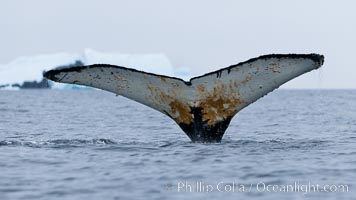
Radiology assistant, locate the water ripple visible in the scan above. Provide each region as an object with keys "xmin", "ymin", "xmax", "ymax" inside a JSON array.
[{"xmin": 0, "ymin": 138, "xmax": 117, "ymax": 148}]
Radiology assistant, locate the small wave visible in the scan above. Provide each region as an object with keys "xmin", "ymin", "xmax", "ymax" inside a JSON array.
[
  {"xmin": 223, "ymin": 138, "xmax": 330, "ymax": 151},
  {"xmin": 16, "ymin": 109, "xmax": 30, "ymax": 113},
  {"xmin": 0, "ymin": 108, "xmax": 29, "ymax": 113},
  {"xmin": 0, "ymin": 138, "xmax": 117, "ymax": 148}
]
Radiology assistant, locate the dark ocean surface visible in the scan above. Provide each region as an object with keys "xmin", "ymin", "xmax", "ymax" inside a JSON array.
[{"xmin": 0, "ymin": 90, "xmax": 355, "ymax": 200}]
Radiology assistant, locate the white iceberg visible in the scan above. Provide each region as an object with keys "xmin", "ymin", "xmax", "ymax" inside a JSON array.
[
  {"xmin": 0, "ymin": 52, "xmax": 80, "ymax": 88},
  {"xmin": 0, "ymin": 49, "xmax": 189, "ymax": 89}
]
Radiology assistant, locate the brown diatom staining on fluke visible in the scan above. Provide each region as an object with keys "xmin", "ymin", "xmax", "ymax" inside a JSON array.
[
  {"xmin": 241, "ymin": 75, "xmax": 251, "ymax": 86},
  {"xmin": 116, "ymin": 84, "xmax": 125, "ymax": 92},
  {"xmin": 146, "ymin": 83, "xmax": 193, "ymax": 124},
  {"xmin": 267, "ymin": 62, "xmax": 282, "ymax": 73},
  {"xmin": 113, "ymin": 73, "xmax": 130, "ymax": 92},
  {"xmin": 197, "ymin": 81, "xmax": 244, "ymax": 126},
  {"xmin": 154, "ymin": 78, "xmax": 246, "ymax": 127},
  {"xmin": 146, "ymin": 84, "xmax": 169, "ymax": 105},
  {"xmin": 160, "ymin": 77, "xmax": 168, "ymax": 83},
  {"xmin": 197, "ymin": 84, "xmax": 206, "ymax": 93},
  {"xmin": 113, "ymin": 73, "xmax": 128, "ymax": 81},
  {"xmin": 169, "ymin": 100, "xmax": 193, "ymax": 124}
]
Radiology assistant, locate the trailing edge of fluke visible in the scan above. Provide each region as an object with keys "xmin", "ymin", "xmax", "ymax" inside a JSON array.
[{"xmin": 44, "ymin": 54, "xmax": 324, "ymax": 143}]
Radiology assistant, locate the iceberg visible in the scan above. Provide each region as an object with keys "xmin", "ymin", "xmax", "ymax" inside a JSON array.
[
  {"xmin": 82, "ymin": 49, "xmax": 174, "ymax": 76},
  {"xmin": 0, "ymin": 49, "xmax": 188, "ymax": 89},
  {"xmin": 0, "ymin": 52, "xmax": 80, "ymax": 89}
]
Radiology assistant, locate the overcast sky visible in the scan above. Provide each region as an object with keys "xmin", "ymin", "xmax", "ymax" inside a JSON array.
[{"xmin": 1, "ymin": 0, "xmax": 355, "ymax": 88}]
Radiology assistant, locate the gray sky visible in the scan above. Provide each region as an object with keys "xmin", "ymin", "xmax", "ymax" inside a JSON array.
[{"xmin": 1, "ymin": 0, "xmax": 355, "ymax": 88}]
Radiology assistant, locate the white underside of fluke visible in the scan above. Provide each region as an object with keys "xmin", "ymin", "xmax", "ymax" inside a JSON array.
[{"xmin": 44, "ymin": 54, "xmax": 324, "ymax": 142}]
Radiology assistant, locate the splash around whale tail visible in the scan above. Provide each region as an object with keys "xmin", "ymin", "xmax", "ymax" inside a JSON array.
[{"xmin": 44, "ymin": 54, "xmax": 324, "ymax": 143}]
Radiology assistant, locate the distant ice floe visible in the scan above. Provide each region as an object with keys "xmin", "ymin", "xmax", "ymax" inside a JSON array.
[
  {"xmin": 0, "ymin": 52, "xmax": 80, "ymax": 89},
  {"xmin": 0, "ymin": 49, "xmax": 192, "ymax": 90}
]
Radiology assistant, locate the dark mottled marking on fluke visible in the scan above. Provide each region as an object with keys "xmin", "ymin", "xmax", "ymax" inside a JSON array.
[
  {"xmin": 190, "ymin": 54, "xmax": 324, "ymax": 81},
  {"xmin": 44, "ymin": 64, "xmax": 193, "ymax": 86},
  {"xmin": 177, "ymin": 107, "xmax": 232, "ymax": 143},
  {"xmin": 58, "ymin": 73, "xmax": 67, "ymax": 82}
]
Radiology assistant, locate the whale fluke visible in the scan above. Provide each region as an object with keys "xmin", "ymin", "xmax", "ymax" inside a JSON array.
[{"xmin": 44, "ymin": 54, "xmax": 324, "ymax": 143}]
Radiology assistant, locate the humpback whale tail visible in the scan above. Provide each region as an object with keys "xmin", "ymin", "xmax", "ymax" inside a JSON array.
[{"xmin": 44, "ymin": 54, "xmax": 324, "ymax": 143}]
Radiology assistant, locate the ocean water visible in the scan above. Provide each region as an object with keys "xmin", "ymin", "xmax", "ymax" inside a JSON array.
[{"xmin": 0, "ymin": 89, "xmax": 355, "ymax": 200}]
